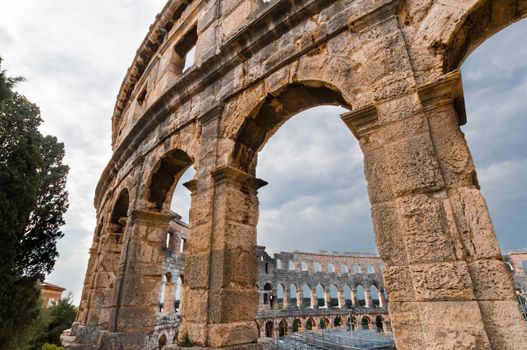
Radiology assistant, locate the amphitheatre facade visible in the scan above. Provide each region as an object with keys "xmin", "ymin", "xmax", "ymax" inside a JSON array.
[{"xmin": 66, "ymin": 0, "xmax": 527, "ymax": 349}]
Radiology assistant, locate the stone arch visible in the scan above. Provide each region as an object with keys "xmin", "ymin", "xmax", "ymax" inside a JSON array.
[
  {"xmin": 356, "ymin": 284, "xmax": 366, "ymax": 307},
  {"xmin": 265, "ymin": 321, "xmax": 274, "ymax": 338},
  {"xmin": 293, "ymin": 318, "xmax": 302, "ymax": 333},
  {"xmin": 144, "ymin": 148, "xmax": 194, "ymax": 211},
  {"xmin": 315, "ymin": 284, "xmax": 325, "ymax": 308},
  {"xmin": 334, "ymin": 315, "xmax": 342, "ymax": 327},
  {"xmin": 278, "ymin": 319, "xmax": 288, "ymax": 337},
  {"xmin": 342, "ymin": 285, "xmax": 352, "ymax": 308},
  {"xmin": 229, "ymin": 82, "xmax": 350, "ymax": 174},
  {"xmin": 306, "ymin": 317, "xmax": 315, "ymax": 331},
  {"xmin": 109, "ymin": 188, "xmax": 130, "ymax": 244},
  {"xmin": 328, "ymin": 284, "xmax": 338, "ymax": 308},
  {"xmin": 442, "ymin": 0, "xmax": 527, "ymax": 72},
  {"xmin": 375, "ymin": 315, "xmax": 384, "ymax": 332},
  {"xmin": 158, "ymin": 334, "xmax": 167, "ymax": 348},
  {"xmin": 319, "ymin": 317, "xmax": 330, "ymax": 329},
  {"xmin": 361, "ymin": 316, "xmax": 370, "ymax": 330}
]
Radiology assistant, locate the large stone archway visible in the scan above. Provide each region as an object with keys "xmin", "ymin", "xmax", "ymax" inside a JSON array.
[{"xmin": 68, "ymin": 0, "xmax": 527, "ymax": 349}]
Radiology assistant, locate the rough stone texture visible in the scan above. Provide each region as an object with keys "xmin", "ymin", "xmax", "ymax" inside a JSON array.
[{"xmin": 67, "ymin": 0, "xmax": 527, "ymax": 349}]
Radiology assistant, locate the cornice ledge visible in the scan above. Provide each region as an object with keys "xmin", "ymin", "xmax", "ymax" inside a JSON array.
[
  {"xmin": 417, "ymin": 69, "xmax": 466, "ymax": 125},
  {"xmin": 211, "ymin": 166, "xmax": 268, "ymax": 189},
  {"xmin": 130, "ymin": 209, "xmax": 175, "ymax": 224},
  {"xmin": 348, "ymin": 0, "xmax": 402, "ymax": 33},
  {"xmin": 340, "ymin": 105, "xmax": 379, "ymax": 139}
]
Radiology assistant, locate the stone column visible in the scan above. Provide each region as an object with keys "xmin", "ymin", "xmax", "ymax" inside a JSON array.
[
  {"xmin": 296, "ymin": 289, "xmax": 303, "ymax": 309},
  {"xmin": 164, "ymin": 279, "xmax": 175, "ymax": 315},
  {"xmin": 310, "ymin": 288, "xmax": 317, "ymax": 309},
  {"xmin": 364, "ymin": 289, "xmax": 372, "ymax": 308},
  {"xmin": 177, "ymin": 164, "xmax": 266, "ymax": 348},
  {"xmin": 323, "ymin": 290, "xmax": 331, "ymax": 309},
  {"xmin": 337, "ymin": 289, "xmax": 345, "ymax": 309},
  {"xmin": 350, "ymin": 288, "xmax": 358, "ymax": 307},
  {"xmin": 110, "ymin": 210, "xmax": 174, "ymax": 338},
  {"xmin": 341, "ymin": 1, "xmax": 527, "ymax": 348},
  {"xmin": 283, "ymin": 286, "xmax": 290, "ymax": 310},
  {"xmin": 85, "ymin": 224, "xmax": 126, "ymax": 330}
]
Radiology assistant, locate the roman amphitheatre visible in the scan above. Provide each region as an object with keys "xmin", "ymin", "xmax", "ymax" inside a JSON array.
[{"xmin": 63, "ymin": 0, "xmax": 527, "ymax": 349}]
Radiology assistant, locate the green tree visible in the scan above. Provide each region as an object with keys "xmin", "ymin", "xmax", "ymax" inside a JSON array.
[{"xmin": 0, "ymin": 57, "xmax": 69, "ymax": 349}]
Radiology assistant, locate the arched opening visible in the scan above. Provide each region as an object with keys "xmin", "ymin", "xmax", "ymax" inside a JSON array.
[
  {"xmin": 158, "ymin": 334, "xmax": 167, "ymax": 348},
  {"xmin": 329, "ymin": 284, "xmax": 338, "ymax": 308},
  {"xmin": 302, "ymin": 284, "xmax": 311, "ymax": 308},
  {"xmin": 328, "ymin": 262, "xmax": 335, "ymax": 273},
  {"xmin": 276, "ymin": 283, "xmax": 284, "ymax": 309},
  {"xmin": 265, "ymin": 321, "xmax": 274, "ymax": 338},
  {"xmin": 174, "ymin": 276, "xmax": 182, "ymax": 313},
  {"xmin": 147, "ymin": 149, "xmax": 193, "ymax": 212},
  {"xmin": 293, "ymin": 318, "xmax": 301, "ymax": 333},
  {"xmin": 353, "ymin": 264, "xmax": 361, "ymax": 274},
  {"xmin": 278, "ymin": 319, "xmax": 288, "ymax": 337},
  {"xmin": 450, "ymin": 12, "xmax": 527, "ymax": 332},
  {"xmin": 289, "ymin": 284, "xmax": 297, "ymax": 307},
  {"xmin": 334, "ymin": 316, "xmax": 342, "ymax": 327},
  {"xmin": 315, "ymin": 284, "xmax": 325, "ymax": 308},
  {"xmin": 263, "ymin": 282, "xmax": 274, "ymax": 310},
  {"xmin": 301, "ymin": 261, "xmax": 308, "ymax": 271},
  {"xmin": 306, "ymin": 318, "xmax": 314, "ymax": 331},
  {"xmin": 366, "ymin": 264, "xmax": 374, "ymax": 273},
  {"xmin": 375, "ymin": 316, "xmax": 384, "ymax": 332},
  {"xmin": 348, "ymin": 316, "xmax": 357, "ymax": 331},
  {"xmin": 110, "ymin": 189, "xmax": 129, "ymax": 244},
  {"xmin": 356, "ymin": 285, "xmax": 366, "ymax": 307},
  {"xmin": 319, "ymin": 317, "xmax": 330, "ymax": 330},
  {"xmin": 370, "ymin": 285, "xmax": 380, "ymax": 308},
  {"xmin": 341, "ymin": 263, "xmax": 348, "ymax": 274},
  {"xmin": 342, "ymin": 285, "xmax": 352, "ymax": 308},
  {"xmin": 361, "ymin": 316, "xmax": 370, "ymax": 331}
]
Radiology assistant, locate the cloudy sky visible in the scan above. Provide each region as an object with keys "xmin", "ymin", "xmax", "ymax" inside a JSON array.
[{"xmin": 0, "ymin": 2, "xmax": 525, "ymax": 304}]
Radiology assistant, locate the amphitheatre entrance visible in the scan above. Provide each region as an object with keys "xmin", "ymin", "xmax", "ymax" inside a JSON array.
[{"xmin": 69, "ymin": 0, "xmax": 527, "ymax": 349}]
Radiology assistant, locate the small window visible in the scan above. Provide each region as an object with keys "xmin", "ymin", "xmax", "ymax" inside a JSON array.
[
  {"xmin": 353, "ymin": 265, "xmax": 361, "ymax": 273},
  {"xmin": 341, "ymin": 264, "xmax": 347, "ymax": 273},
  {"xmin": 328, "ymin": 263, "xmax": 335, "ymax": 273},
  {"xmin": 276, "ymin": 259, "xmax": 282, "ymax": 269},
  {"xmin": 288, "ymin": 260, "xmax": 295, "ymax": 271},
  {"xmin": 174, "ymin": 26, "xmax": 198, "ymax": 73},
  {"xmin": 367, "ymin": 264, "xmax": 374, "ymax": 273},
  {"xmin": 315, "ymin": 262, "xmax": 321, "ymax": 272},
  {"xmin": 265, "ymin": 263, "xmax": 269, "ymax": 274},
  {"xmin": 137, "ymin": 88, "xmax": 147, "ymax": 106},
  {"xmin": 301, "ymin": 261, "xmax": 308, "ymax": 271}
]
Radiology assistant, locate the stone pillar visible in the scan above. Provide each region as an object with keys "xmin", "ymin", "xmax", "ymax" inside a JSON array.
[
  {"xmin": 85, "ymin": 225, "xmax": 126, "ymax": 330},
  {"xmin": 283, "ymin": 286, "xmax": 290, "ymax": 310},
  {"xmin": 110, "ymin": 210, "xmax": 174, "ymax": 338},
  {"xmin": 164, "ymin": 279, "xmax": 175, "ymax": 315},
  {"xmin": 364, "ymin": 289, "xmax": 372, "ymax": 308},
  {"xmin": 177, "ymin": 164, "xmax": 266, "ymax": 348},
  {"xmin": 296, "ymin": 289, "xmax": 303, "ymax": 309},
  {"xmin": 323, "ymin": 290, "xmax": 331, "ymax": 309},
  {"xmin": 310, "ymin": 288, "xmax": 317, "ymax": 309},
  {"xmin": 341, "ymin": 1, "xmax": 527, "ymax": 348},
  {"xmin": 337, "ymin": 289, "xmax": 345, "ymax": 309},
  {"xmin": 350, "ymin": 288, "xmax": 358, "ymax": 307}
]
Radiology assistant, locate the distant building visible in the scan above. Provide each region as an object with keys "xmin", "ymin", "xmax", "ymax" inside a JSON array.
[
  {"xmin": 504, "ymin": 250, "xmax": 527, "ymax": 319},
  {"xmin": 42, "ymin": 282, "xmax": 66, "ymax": 308}
]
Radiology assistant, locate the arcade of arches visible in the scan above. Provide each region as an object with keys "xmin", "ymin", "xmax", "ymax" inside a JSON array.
[{"xmin": 65, "ymin": 0, "xmax": 527, "ymax": 349}]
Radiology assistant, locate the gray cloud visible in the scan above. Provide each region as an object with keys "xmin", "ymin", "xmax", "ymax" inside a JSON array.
[{"xmin": 0, "ymin": 2, "xmax": 525, "ymax": 306}]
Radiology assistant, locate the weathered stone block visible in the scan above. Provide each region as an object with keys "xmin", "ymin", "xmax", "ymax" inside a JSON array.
[
  {"xmin": 410, "ymin": 261, "xmax": 475, "ymax": 301},
  {"xmin": 468, "ymin": 259, "xmax": 516, "ymax": 301}
]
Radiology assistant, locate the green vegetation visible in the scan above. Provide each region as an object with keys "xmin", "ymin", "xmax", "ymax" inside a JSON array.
[
  {"xmin": 177, "ymin": 332, "xmax": 193, "ymax": 347},
  {"xmin": 0, "ymin": 57, "xmax": 70, "ymax": 350}
]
